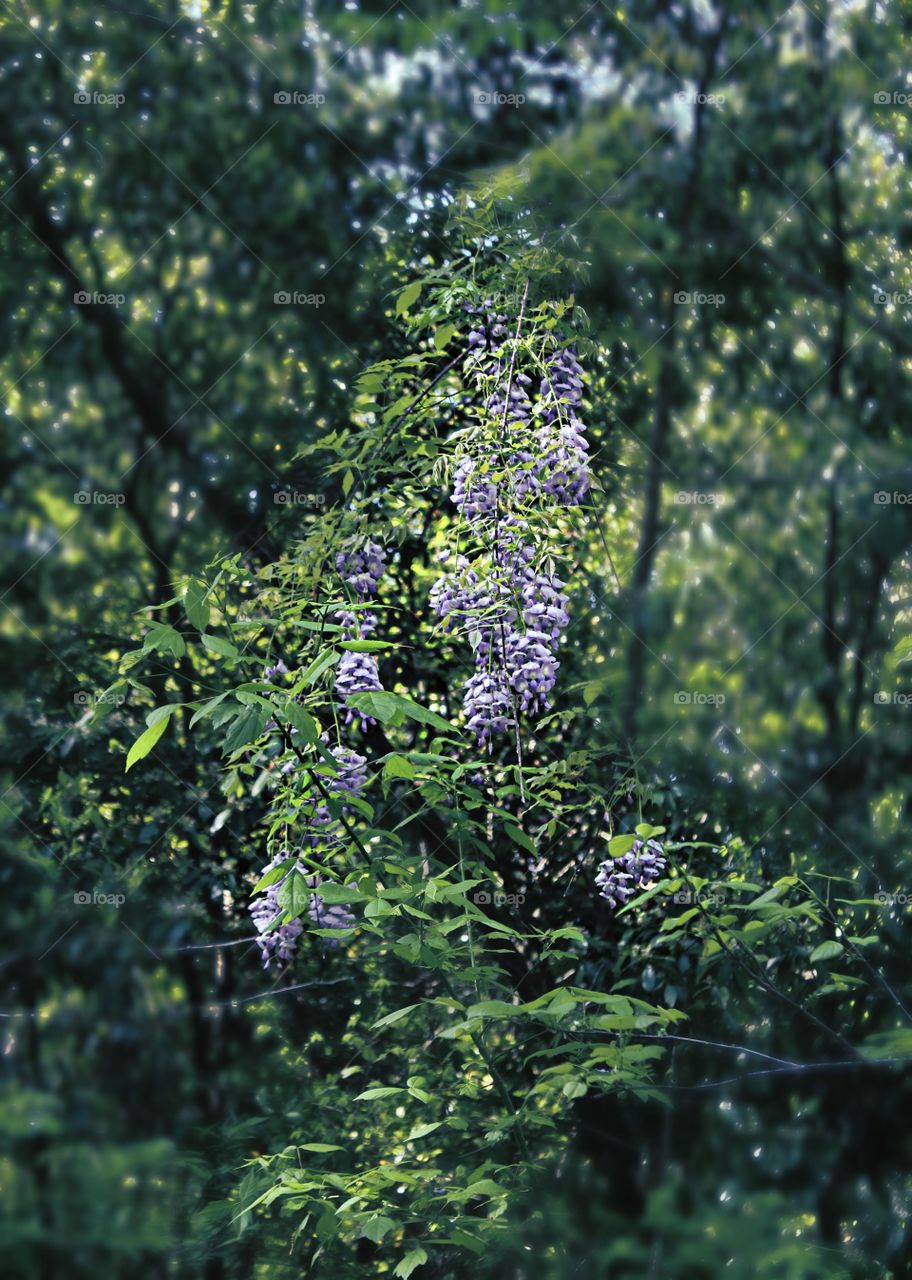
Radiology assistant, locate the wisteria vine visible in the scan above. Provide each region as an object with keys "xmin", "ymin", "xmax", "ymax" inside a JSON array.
[
  {"xmin": 247, "ymin": 287, "xmax": 667, "ymax": 966},
  {"xmin": 431, "ymin": 296, "xmax": 590, "ymax": 748}
]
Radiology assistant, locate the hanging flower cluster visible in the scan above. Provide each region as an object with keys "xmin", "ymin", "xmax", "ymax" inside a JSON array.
[
  {"xmin": 432, "ymin": 299, "xmax": 589, "ymax": 747},
  {"xmin": 595, "ymin": 838, "xmax": 667, "ymax": 910},
  {"xmin": 248, "ymin": 739, "xmax": 366, "ymax": 967},
  {"xmin": 334, "ymin": 540, "xmax": 387, "ymax": 723}
]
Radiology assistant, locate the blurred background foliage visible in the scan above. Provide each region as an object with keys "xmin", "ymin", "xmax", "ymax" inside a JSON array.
[{"xmin": 1, "ymin": 0, "xmax": 911, "ymax": 1276}]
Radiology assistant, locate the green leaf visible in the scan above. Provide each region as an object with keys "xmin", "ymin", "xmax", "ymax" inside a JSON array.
[
  {"xmin": 809, "ymin": 940, "xmax": 844, "ymax": 964},
  {"xmin": 252, "ymin": 859, "xmax": 296, "ymax": 894},
  {"xmin": 372, "ymin": 1003, "xmax": 420, "ymax": 1030},
  {"xmin": 183, "ymin": 578, "xmax": 210, "ymax": 632},
  {"xmin": 315, "ymin": 881, "xmax": 362, "ymax": 904},
  {"xmin": 202, "ymin": 634, "xmax": 240, "ymax": 661},
  {"xmin": 466, "ymin": 1000, "xmax": 517, "ymax": 1019},
  {"xmin": 383, "ymin": 754, "xmax": 417, "ymax": 780},
  {"xmin": 434, "ymin": 322, "xmax": 457, "ymax": 351},
  {"xmin": 189, "ymin": 692, "xmax": 230, "ymax": 729},
  {"xmin": 299, "ymin": 648, "xmax": 339, "ymax": 686},
  {"xmin": 142, "ymin": 621, "xmax": 186, "ymax": 658},
  {"xmin": 125, "ymin": 710, "xmax": 172, "ymax": 772},
  {"xmin": 345, "ymin": 691, "xmax": 448, "ymax": 732},
  {"xmin": 395, "ymin": 280, "xmax": 422, "ymax": 315},
  {"xmin": 222, "ymin": 707, "xmax": 270, "ymax": 755},
  {"xmin": 280, "ymin": 702, "xmax": 318, "ymax": 743},
  {"xmin": 276, "ymin": 869, "xmax": 311, "ymax": 918},
  {"xmin": 394, "ymin": 1247, "xmax": 428, "ymax": 1279},
  {"xmin": 362, "ymin": 1216, "xmax": 396, "ymax": 1243},
  {"xmin": 504, "ymin": 822, "xmax": 535, "ymax": 853},
  {"xmin": 407, "ymin": 1121, "xmax": 442, "ymax": 1141},
  {"xmin": 298, "ymin": 1143, "xmax": 344, "ymax": 1153}
]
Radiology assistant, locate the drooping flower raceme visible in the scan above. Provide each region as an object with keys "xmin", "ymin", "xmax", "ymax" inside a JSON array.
[
  {"xmin": 335, "ymin": 541, "xmax": 386, "ymax": 597},
  {"xmin": 431, "ymin": 315, "xmax": 589, "ymax": 747},
  {"xmin": 595, "ymin": 839, "xmax": 667, "ymax": 910},
  {"xmin": 249, "ymin": 739, "xmax": 368, "ymax": 967},
  {"xmin": 334, "ymin": 539, "xmax": 387, "ymax": 724}
]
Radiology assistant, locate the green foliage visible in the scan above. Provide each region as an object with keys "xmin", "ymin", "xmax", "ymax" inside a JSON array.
[{"xmin": 2, "ymin": 3, "xmax": 911, "ymax": 1278}]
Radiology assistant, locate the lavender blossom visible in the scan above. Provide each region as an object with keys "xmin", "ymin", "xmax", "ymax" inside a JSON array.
[
  {"xmin": 463, "ymin": 671, "xmax": 516, "ymax": 749},
  {"xmin": 307, "ymin": 876, "xmax": 355, "ymax": 936},
  {"xmin": 335, "ymin": 650, "xmax": 383, "ymax": 723},
  {"xmin": 596, "ymin": 839, "xmax": 667, "ymax": 910},
  {"xmin": 336, "ymin": 540, "xmax": 386, "ymax": 598},
  {"xmin": 249, "ymin": 861, "xmax": 305, "ymax": 969}
]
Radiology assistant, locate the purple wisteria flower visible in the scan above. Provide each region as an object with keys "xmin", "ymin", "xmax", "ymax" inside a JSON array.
[
  {"xmin": 250, "ymin": 739, "xmax": 369, "ymax": 965},
  {"xmin": 307, "ymin": 875, "xmax": 355, "ymax": 937},
  {"xmin": 596, "ymin": 839, "xmax": 667, "ymax": 910},
  {"xmin": 432, "ymin": 311, "xmax": 590, "ymax": 747},
  {"xmin": 249, "ymin": 861, "xmax": 304, "ymax": 969},
  {"xmin": 463, "ymin": 671, "xmax": 516, "ymax": 749},
  {"xmin": 335, "ymin": 650, "xmax": 383, "ymax": 724},
  {"xmin": 334, "ymin": 540, "xmax": 387, "ymax": 720},
  {"xmin": 336, "ymin": 540, "xmax": 386, "ymax": 598}
]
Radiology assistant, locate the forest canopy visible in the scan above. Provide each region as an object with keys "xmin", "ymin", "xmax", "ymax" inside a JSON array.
[{"xmin": 1, "ymin": 2, "xmax": 911, "ymax": 1278}]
